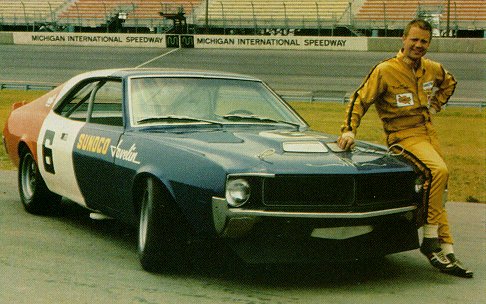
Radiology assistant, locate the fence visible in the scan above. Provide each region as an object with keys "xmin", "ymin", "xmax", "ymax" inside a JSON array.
[
  {"xmin": 0, "ymin": 1, "xmax": 485, "ymax": 36},
  {"xmin": 1, "ymin": 81, "xmax": 484, "ymax": 110}
]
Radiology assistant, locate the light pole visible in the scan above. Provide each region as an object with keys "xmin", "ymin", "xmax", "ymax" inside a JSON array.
[
  {"xmin": 205, "ymin": 0, "xmax": 209, "ymax": 32},
  {"xmin": 446, "ymin": 0, "xmax": 451, "ymax": 37}
]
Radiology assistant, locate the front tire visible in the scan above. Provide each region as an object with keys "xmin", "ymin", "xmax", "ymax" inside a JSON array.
[
  {"xmin": 18, "ymin": 150, "xmax": 60, "ymax": 214},
  {"xmin": 137, "ymin": 177, "xmax": 190, "ymax": 272}
]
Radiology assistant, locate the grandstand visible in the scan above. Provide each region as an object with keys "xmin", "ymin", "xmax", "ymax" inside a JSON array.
[
  {"xmin": 0, "ymin": 0, "xmax": 484, "ymax": 37},
  {"xmin": 0, "ymin": 0, "xmax": 66, "ymax": 28},
  {"xmin": 57, "ymin": 0, "xmax": 201, "ymax": 31},
  {"xmin": 355, "ymin": 0, "xmax": 486, "ymax": 36},
  {"xmin": 199, "ymin": 0, "xmax": 351, "ymax": 29}
]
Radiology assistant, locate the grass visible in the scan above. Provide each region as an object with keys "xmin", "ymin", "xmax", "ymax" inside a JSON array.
[
  {"xmin": 1, "ymin": 90, "xmax": 485, "ymax": 203},
  {"xmin": 291, "ymin": 101, "xmax": 486, "ymax": 203}
]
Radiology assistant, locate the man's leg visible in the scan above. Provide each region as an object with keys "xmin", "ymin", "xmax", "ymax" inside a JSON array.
[
  {"xmin": 397, "ymin": 139, "xmax": 450, "ymax": 237},
  {"xmin": 396, "ymin": 140, "xmax": 453, "ymax": 266},
  {"xmin": 393, "ymin": 138, "xmax": 472, "ymax": 277}
]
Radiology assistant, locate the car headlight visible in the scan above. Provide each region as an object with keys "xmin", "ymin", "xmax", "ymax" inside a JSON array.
[{"xmin": 225, "ymin": 178, "xmax": 251, "ymax": 207}]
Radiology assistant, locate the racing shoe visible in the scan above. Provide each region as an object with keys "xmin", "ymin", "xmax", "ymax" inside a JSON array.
[
  {"xmin": 441, "ymin": 254, "xmax": 474, "ymax": 278},
  {"xmin": 420, "ymin": 238, "xmax": 453, "ymax": 271}
]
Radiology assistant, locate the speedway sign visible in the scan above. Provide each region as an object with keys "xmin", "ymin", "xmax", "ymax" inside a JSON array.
[
  {"xmin": 13, "ymin": 32, "xmax": 368, "ymax": 51},
  {"xmin": 189, "ymin": 35, "xmax": 367, "ymax": 51},
  {"xmin": 13, "ymin": 32, "xmax": 165, "ymax": 48}
]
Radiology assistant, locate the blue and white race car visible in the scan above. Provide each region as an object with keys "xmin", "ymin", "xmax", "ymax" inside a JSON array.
[{"xmin": 3, "ymin": 69, "xmax": 423, "ymax": 272}]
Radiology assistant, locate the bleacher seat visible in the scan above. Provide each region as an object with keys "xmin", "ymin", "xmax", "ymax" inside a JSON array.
[
  {"xmin": 57, "ymin": 0, "xmax": 203, "ymax": 28},
  {"xmin": 0, "ymin": 0, "xmax": 484, "ymax": 34},
  {"xmin": 354, "ymin": 0, "xmax": 486, "ymax": 30},
  {"xmin": 0, "ymin": 0, "xmax": 66, "ymax": 25},
  {"xmin": 199, "ymin": 0, "xmax": 352, "ymax": 29}
]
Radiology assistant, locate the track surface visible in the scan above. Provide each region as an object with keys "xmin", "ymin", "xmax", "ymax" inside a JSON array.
[
  {"xmin": 0, "ymin": 45, "xmax": 485, "ymax": 101},
  {"xmin": 1, "ymin": 170, "xmax": 484, "ymax": 304}
]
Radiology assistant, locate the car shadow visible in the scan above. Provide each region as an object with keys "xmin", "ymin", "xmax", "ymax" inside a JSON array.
[{"xmin": 46, "ymin": 199, "xmax": 449, "ymax": 288}]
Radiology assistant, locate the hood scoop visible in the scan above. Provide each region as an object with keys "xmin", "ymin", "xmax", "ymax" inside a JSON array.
[{"xmin": 283, "ymin": 141, "xmax": 329, "ymax": 153}]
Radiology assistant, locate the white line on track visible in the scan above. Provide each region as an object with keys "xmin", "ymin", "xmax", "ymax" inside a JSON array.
[{"xmin": 136, "ymin": 48, "xmax": 180, "ymax": 68}]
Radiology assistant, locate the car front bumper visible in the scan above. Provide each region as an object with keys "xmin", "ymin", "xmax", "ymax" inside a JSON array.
[
  {"xmin": 212, "ymin": 196, "xmax": 420, "ymax": 263},
  {"xmin": 212, "ymin": 196, "xmax": 417, "ymax": 238}
]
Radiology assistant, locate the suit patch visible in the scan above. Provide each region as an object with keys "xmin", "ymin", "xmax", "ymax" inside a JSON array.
[
  {"xmin": 396, "ymin": 93, "xmax": 414, "ymax": 107},
  {"xmin": 423, "ymin": 81, "xmax": 434, "ymax": 94}
]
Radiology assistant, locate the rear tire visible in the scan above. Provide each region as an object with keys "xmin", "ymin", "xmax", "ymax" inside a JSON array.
[
  {"xmin": 18, "ymin": 150, "xmax": 61, "ymax": 214},
  {"xmin": 137, "ymin": 177, "xmax": 190, "ymax": 272}
]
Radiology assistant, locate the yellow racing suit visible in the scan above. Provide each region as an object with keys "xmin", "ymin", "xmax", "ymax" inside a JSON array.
[{"xmin": 341, "ymin": 50, "xmax": 457, "ymax": 244}]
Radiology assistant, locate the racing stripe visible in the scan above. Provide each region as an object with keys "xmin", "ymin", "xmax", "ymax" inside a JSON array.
[
  {"xmin": 439, "ymin": 65, "xmax": 457, "ymax": 106},
  {"xmin": 344, "ymin": 57, "xmax": 395, "ymax": 132},
  {"xmin": 390, "ymin": 145, "xmax": 431, "ymax": 227}
]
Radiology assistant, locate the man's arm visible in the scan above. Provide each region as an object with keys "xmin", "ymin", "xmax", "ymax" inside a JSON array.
[
  {"xmin": 429, "ymin": 65, "xmax": 457, "ymax": 113},
  {"xmin": 338, "ymin": 64, "xmax": 385, "ymax": 150}
]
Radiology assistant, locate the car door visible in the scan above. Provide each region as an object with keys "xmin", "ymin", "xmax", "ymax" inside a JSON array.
[
  {"xmin": 71, "ymin": 79, "xmax": 125, "ymax": 212},
  {"xmin": 38, "ymin": 78, "xmax": 124, "ymax": 209}
]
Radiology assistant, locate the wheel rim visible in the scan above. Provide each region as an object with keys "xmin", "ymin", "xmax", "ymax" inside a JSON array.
[
  {"xmin": 138, "ymin": 179, "xmax": 153, "ymax": 252},
  {"xmin": 20, "ymin": 154, "xmax": 36, "ymax": 201}
]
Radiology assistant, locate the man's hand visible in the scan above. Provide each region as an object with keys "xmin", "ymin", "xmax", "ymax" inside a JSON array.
[{"xmin": 337, "ymin": 131, "xmax": 355, "ymax": 151}]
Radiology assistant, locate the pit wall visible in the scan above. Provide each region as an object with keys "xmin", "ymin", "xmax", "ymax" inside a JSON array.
[
  {"xmin": 1, "ymin": 32, "xmax": 484, "ymax": 53},
  {"xmin": 368, "ymin": 37, "xmax": 486, "ymax": 53}
]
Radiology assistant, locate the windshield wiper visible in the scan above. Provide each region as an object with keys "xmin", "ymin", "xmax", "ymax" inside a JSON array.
[
  {"xmin": 137, "ymin": 115, "xmax": 222, "ymax": 126},
  {"xmin": 220, "ymin": 114, "xmax": 302, "ymax": 128}
]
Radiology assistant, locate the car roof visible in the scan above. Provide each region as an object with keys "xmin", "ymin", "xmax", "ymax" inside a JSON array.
[
  {"xmin": 79, "ymin": 68, "xmax": 261, "ymax": 81},
  {"xmin": 55, "ymin": 68, "xmax": 265, "ymax": 110}
]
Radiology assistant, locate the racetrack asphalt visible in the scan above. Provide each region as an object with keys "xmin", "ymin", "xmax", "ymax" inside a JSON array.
[
  {"xmin": 0, "ymin": 45, "xmax": 485, "ymax": 103},
  {"xmin": 0, "ymin": 169, "xmax": 485, "ymax": 304}
]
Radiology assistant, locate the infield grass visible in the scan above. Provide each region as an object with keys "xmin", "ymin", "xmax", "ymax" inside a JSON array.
[{"xmin": 1, "ymin": 90, "xmax": 485, "ymax": 203}]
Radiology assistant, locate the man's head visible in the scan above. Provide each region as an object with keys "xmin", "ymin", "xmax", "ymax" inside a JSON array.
[{"xmin": 402, "ymin": 19, "xmax": 432, "ymax": 64}]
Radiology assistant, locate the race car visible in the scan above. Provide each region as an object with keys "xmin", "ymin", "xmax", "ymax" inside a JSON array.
[{"xmin": 2, "ymin": 68, "xmax": 424, "ymax": 272}]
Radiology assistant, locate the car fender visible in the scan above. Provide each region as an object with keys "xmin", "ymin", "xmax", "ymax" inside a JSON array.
[
  {"xmin": 129, "ymin": 142, "xmax": 228, "ymax": 236},
  {"xmin": 2, "ymin": 87, "xmax": 63, "ymax": 166}
]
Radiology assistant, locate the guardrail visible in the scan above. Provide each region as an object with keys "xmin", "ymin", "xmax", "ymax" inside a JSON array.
[
  {"xmin": 1, "ymin": 81, "xmax": 484, "ymax": 110},
  {"xmin": 281, "ymin": 93, "xmax": 486, "ymax": 110},
  {"xmin": 0, "ymin": 82, "xmax": 58, "ymax": 91}
]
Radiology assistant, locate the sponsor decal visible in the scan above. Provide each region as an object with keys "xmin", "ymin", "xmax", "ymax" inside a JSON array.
[
  {"xmin": 423, "ymin": 81, "xmax": 438, "ymax": 108},
  {"xmin": 76, "ymin": 134, "xmax": 141, "ymax": 164},
  {"xmin": 110, "ymin": 139, "xmax": 141, "ymax": 164},
  {"xmin": 76, "ymin": 134, "xmax": 111, "ymax": 155},
  {"xmin": 423, "ymin": 81, "xmax": 434, "ymax": 94},
  {"xmin": 396, "ymin": 93, "xmax": 414, "ymax": 107}
]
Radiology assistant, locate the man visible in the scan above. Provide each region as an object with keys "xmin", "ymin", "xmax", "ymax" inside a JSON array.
[{"xmin": 337, "ymin": 19, "xmax": 473, "ymax": 278}]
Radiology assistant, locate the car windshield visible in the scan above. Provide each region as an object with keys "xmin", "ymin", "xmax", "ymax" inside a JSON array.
[{"xmin": 128, "ymin": 77, "xmax": 306, "ymax": 128}]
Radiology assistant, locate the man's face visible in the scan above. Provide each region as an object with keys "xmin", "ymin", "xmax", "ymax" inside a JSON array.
[{"xmin": 402, "ymin": 26, "xmax": 431, "ymax": 62}]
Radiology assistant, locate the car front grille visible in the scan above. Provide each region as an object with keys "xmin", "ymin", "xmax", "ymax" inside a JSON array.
[{"xmin": 262, "ymin": 172, "xmax": 416, "ymax": 207}]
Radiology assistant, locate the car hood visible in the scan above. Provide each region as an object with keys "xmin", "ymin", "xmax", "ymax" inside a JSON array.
[{"xmin": 140, "ymin": 127, "xmax": 412, "ymax": 174}]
